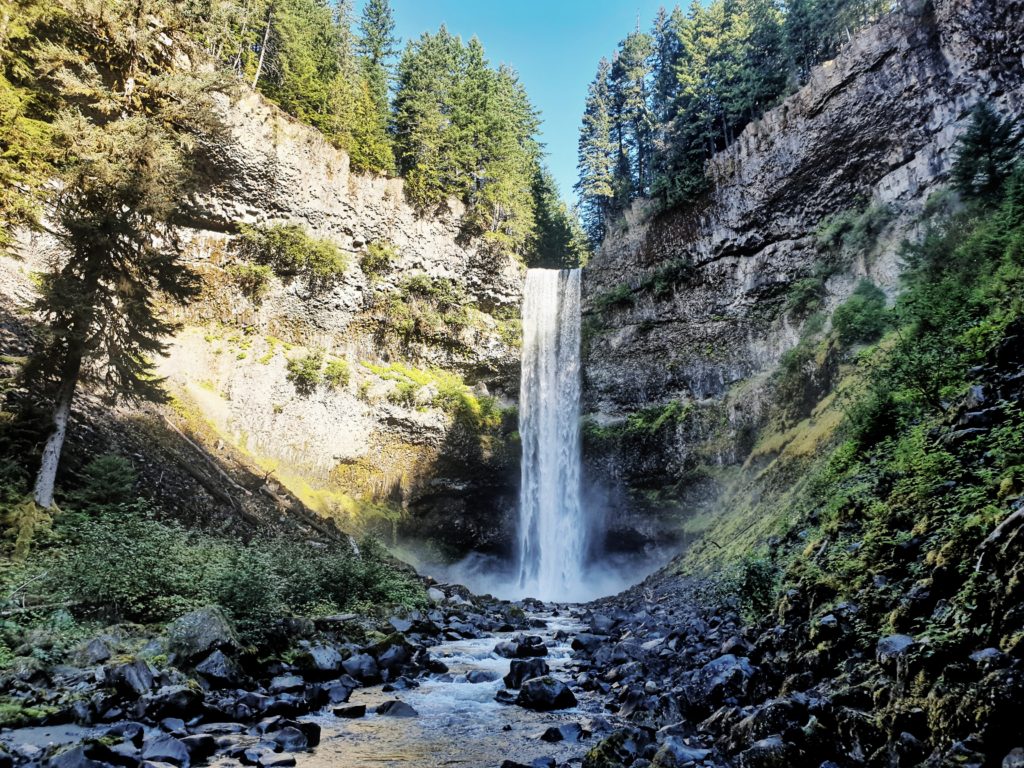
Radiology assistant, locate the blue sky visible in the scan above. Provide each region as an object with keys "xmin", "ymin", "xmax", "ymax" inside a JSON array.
[{"xmin": 365, "ymin": 0, "xmax": 669, "ymax": 203}]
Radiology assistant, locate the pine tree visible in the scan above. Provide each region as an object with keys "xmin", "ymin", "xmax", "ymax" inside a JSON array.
[
  {"xmin": 19, "ymin": 0, "xmax": 217, "ymax": 508},
  {"xmin": 952, "ymin": 103, "xmax": 1021, "ymax": 202},
  {"xmin": 354, "ymin": 0, "xmax": 397, "ymax": 172},
  {"xmin": 610, "ymin": 30, "xmax": 656, "ymax": 199},
  {"xmin": 575, "ymin": 58, "xmax": 616, "ymax": 244},
  {"xmin": 532, "ymin": 168, "xmax": 590, "ymax": 268}
]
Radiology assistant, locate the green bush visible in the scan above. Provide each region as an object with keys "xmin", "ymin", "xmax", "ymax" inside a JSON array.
[
  {"xmin": 833, "ymin": 280, "xmax": 888, "ymax": 346},
  {"xmin": 816, "ymin": 202, "xmax": 894, "ymax": 255},
  {"xmin": 360, "ymin": 241, "xmax": 398, "ymax": 282},
  {"xmin": 54, "ymin": 504, "xmax": 204, "ymax": 622},
  {"xmin": 286, "ymin": 351, "xmax": 324, "ymax": 395},
  {"xmin": 785, "ymin": 277, "xmax": 826, "ymax": 316},
  {"xmin": 228, "ymin": 263, "xmax": 273, "ymax": 303},
  {"xmin": 233, "ymin": 223, "xmax": 348, "ymax": 293},
  {"xmin": 324, "ymin": 359, "xmax": 350, "ymax": 389}
]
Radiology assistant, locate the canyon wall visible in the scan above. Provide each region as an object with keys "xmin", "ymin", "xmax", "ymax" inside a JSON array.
[
  {"xmin": 3, "ymin": 91, "xmax": 525, "ymax": 558},
  {"xmin": 582, "ymin": 0, "xmax": 1024, "ymax": 554}
]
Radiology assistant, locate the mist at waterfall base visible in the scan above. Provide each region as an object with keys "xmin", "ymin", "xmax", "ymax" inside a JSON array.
[{"xmin": 408, "ymin": 268, "xmax": 671, "ymax": 603}]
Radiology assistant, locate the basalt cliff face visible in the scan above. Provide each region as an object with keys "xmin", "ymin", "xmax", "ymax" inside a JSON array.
[
  {"xmin": 582, "ymin": 0, "xmax": 1024, "ymax": 554},
  {"xmin": 3, "ymin": 91, "xmax": 525, "ymax": 558}
]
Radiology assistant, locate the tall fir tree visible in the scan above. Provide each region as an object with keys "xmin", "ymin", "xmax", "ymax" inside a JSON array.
[
  {"xmin": 576, "ymin": 58, "xmax": 617, "ymax": 244},
  {"xmin": 16, "ymin": 0, "xmax": 218, "ymax": 508},
  {"xmin": 355, "ymin": 0, "xmax": 398, "ymax": 172}
]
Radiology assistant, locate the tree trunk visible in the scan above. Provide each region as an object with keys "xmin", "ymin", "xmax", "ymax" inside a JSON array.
[
  {"xmin": 33, "ymin": 356, "xmax": 81, "ymax": 509},
  {"xmin": 252, "ymin": 8, "xmax": 272, "ymax": 89}
]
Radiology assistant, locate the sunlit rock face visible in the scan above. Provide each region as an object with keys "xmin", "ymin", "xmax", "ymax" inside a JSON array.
[{"xmin": 582, "ymin": 0, "xmax": 1024, "ymax": 552}]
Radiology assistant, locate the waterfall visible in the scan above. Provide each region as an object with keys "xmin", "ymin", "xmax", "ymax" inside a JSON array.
[{"xmin": 516, "ymin": 268, "xmax": 585, "ymax": 601}]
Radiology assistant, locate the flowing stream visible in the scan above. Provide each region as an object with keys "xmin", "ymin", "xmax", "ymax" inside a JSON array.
[
  {"xmin": 516, "ymin": 269, "xmax": 586, "ymax": 602},
  {"xmin": 295, "ymin": 613, "xmax": 611, "ymax": 767}
]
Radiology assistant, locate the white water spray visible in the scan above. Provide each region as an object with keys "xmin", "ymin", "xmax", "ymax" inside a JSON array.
[{"xmin": 516, "ymin": 268, "xmax": 585, "ymax": 601}]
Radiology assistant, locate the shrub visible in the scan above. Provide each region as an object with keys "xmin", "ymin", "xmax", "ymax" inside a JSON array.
[
  {"xmin": 54, "ymin": 504, "xmax": 204, "ymax": 622},
  {"xmin": 785, "ymin": 277, "xmax": 826, "ymax": 316},
  {"xmin": 63, "ymin": 454, "xmax": 137, "ymax": 515},
  {"xmin": 833, "ymin": 280, "xmax": 889, "ymax": 346},
  {"xmin": 360, "ymin": 241, "xmax": 398, "ymax": 282},
  {"xmin": 232, "ymin": 223, "xmax": 348, "ymax": 293},
  {"xmin": 286, "ymin": 351, "xmax": 324, "ymax": 395},
  {"xmin": 593, "ymin": 284, "xmax": 634, "ymax": 312},
  {"xmin": 227, "ymin": 263, "xmax": 273, "ymax": 303},
  {"xmin": 324, "ymin": 359, "xmax": 350, "ymax": 389},
  {"xmin": 731, "ymin": 555, "xmax": 779, "ymax": 617},
  {"xmin": 816, "ymin": 202, "xmax": 894, "ymax": 255}
]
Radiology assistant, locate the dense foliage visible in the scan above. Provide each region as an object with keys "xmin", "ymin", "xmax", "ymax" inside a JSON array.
[
  {"xmin": 0, "ymin": 455, "xmax": 424, "ymax": 649},
  {"xmin": 577, "ymin": 0, "xmax": 892, "ymax": 243}
]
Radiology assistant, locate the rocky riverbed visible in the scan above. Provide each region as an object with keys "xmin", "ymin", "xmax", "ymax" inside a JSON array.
[{"xmin": 3, "ymin": 570, "xmax": 1023, "ymax": 768}]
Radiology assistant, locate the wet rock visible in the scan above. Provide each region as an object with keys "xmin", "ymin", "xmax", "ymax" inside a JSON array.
[
  {"xmin": 142, "ymin": 734, "xmax": 191, "ymax": 767},
  {"xmin": 494, "ymin": 689, "xmax": 518, "ymax": 705},
  {"xmin": 297, "ymin": 645, "xmax": 342, "ymax": 678},
  {"xmin": 735, "ymin": 735, "xmax": 799, "ymax": 768},
  {"xmin": 651, "ymin": 737, "xmax": 711, "ymax": 767},
  {"xmin": 689, "ymin": 654, "xmax": 755, "ymax": 710},
  {"xmin": 376, "ymin": 700, "xmax": 419, "ymax": 717},
  {"xmin": 269, "ymin": 675, "xmax": 304, "ymax": 694},
  {"xmin": 583, "ymin": 727, "xmax": 649, "ymax": 768},
  {"xmin": 107, "ymin": 722, "xmax": 146, "ymax": 748},
  {"xmin": 160, "ymin": 717, "xmax": 187, "ymax": 736},
  {"xmin": 166, "ymin": 607, "xmax": 238, "ymax": 663},
  {"xmin": 105, "ymin": 659, "xmax": 156, "ymax": 697},
  {"xmin": 324, "ymin": 679, "xmax": 356, "ymax": 704},
  {"xmin": 466, "ymin": 670, "xmax": 499, "ymax": 684},
  {"xmin": 270, "ymin": 727, "xmax": 311, "ymax": 751},
  {"xmin": 1003, "ymin": 748, "xmax": 1024, "ymax": 768},
  {"xmin": 257, "ymin": 755, "xmax": 295, "ymax": 768},
  {"xmin": 195, "ymin": 650, "xmax": 239, "ymax": 688},
  {"xmin": 50, "ymin": 745, "xmax": 107, "ymax": 768},
  {"xmin": 135, "ymin": 685, "xmax": 203, "ymax": 721},
  {"xmin": 179, "ymin": 735, "xmax": 216, "ymax": 762},
  {"xmin": 516, "ymin": 677, "xmax": 577, "ymax": 711},
  {"xmin": 504, "ymin": 659, "xmax": 551, "ymax": 689},
  {"xmin": 540, "ymin": 723, "xmax": 584, "ymax": 743},
  {"xmin": 79, "ymin": 638, "xmax": 113, "ymax": 665},
  {"xmin": 333, "ymin": 704, "xmax": 366, "ymax": 718},
  {"xmin": 875, "ymin": 635, "xmax": 916, "ymax": 670},
  {"xmin": 571, "ymin": 634, "xmax": 604, "ymax": 653},
  {"xmin": 589, "ymin": 615, "xmax": 616, "ymax": 635},
  {"xmin": 342, "ymin": 653, "xmax": 380, "ymax": 684}
]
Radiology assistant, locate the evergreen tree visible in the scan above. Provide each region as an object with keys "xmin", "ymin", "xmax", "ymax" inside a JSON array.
[
  {"xmin": 18, "ymin": 0, "xmax": 217, "ymax": 508},
  {"xmin": 354, "ymin": 0, "xmax": 397, "ymax": 172},
  {"xmin": 610, "ymin": 30, "xmax": 656, "ymax": 199},
  {"xmin": 532, "ymin": 168, "xmax": 591, "ymax": 268},
  {"xmin": 952, "ymin": 103, "xmax": 1021, "ymax": 202},
  {"xmin": 576, "ymin": 58, "xmax": 616, "ymax": 244}
]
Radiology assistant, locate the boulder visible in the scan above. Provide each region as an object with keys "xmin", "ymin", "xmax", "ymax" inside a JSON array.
[
  {"xmin": 516, "ymin": 677, "xmax": 577, "ymax": 711},
  {"xmin": 141, "ymin": 735, "xmax": 191, "ymax": 767},
  {"xmin": 342, "ymin": 653, "xmax": 380, "ymax": 684},
  {"xmin": 195, "ymin": 650, "xmax": 239, "ymax": 687},
  {"xmin": 179, "ymin": 735, "xmax": 216, "ymax": 762},
  {"xmin": 466, "ymin": 670, "xmax": 500, "ymax": 684},
  {"xmin": 333, "ymin": 704, "xmax": 366, "ymax": 718},
  {"xmin": 297, "ymin": 645, "xmax": 343, "ymax": 679},
  {"xmin": 876, "ymin": 635, "xmax": 917, "ymax": 670},
  {"xmin": 540, "ymin": 723, "xmax": 584, "ymax": 743},
  {"xmin": 504, "ymin": 659, "xmax": 550, "ymax": 689},
  {"xmin": 135, "ymin": 685, "xmax": 204, "ymax": 721},
  {"xmin": 166, "ymin": 607, "xmax": 238, "ymax": 663},
  {"xmin": 376, "ymin": 700, "xmax": 419, "ymax": 717},
  {"xmin": 269, "ymin": 675, "xmax": 305, "ymax": 694},
  {"xmin": 105, "ymin": 659, "xmax": 156, "ymax": 697},
  {"xmin": 735, "ymin": 735, "xmax": 799, "ymax": 768},
  {"xmin": 651, "ymin": 737, "xmax": 711, "ymax": 767}
]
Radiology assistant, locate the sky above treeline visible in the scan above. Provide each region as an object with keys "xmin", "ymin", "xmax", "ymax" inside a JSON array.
[{"xmin": 364, "ymin": 0, "xmax": 669, "ymax": 203}]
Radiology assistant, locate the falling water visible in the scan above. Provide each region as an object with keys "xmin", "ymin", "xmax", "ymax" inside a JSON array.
[{"xmin": 516, "ymin": 268, "xmax": 585, "ymax": 601}]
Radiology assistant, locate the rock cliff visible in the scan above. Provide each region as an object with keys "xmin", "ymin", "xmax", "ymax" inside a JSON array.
[
  {"xmin": 581, "ymin": 0, "xmax": 1024, "ymax": 553},
  {"xmin": 3, "ymin": 91, "xmax": 526, "ymax": 558}
]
